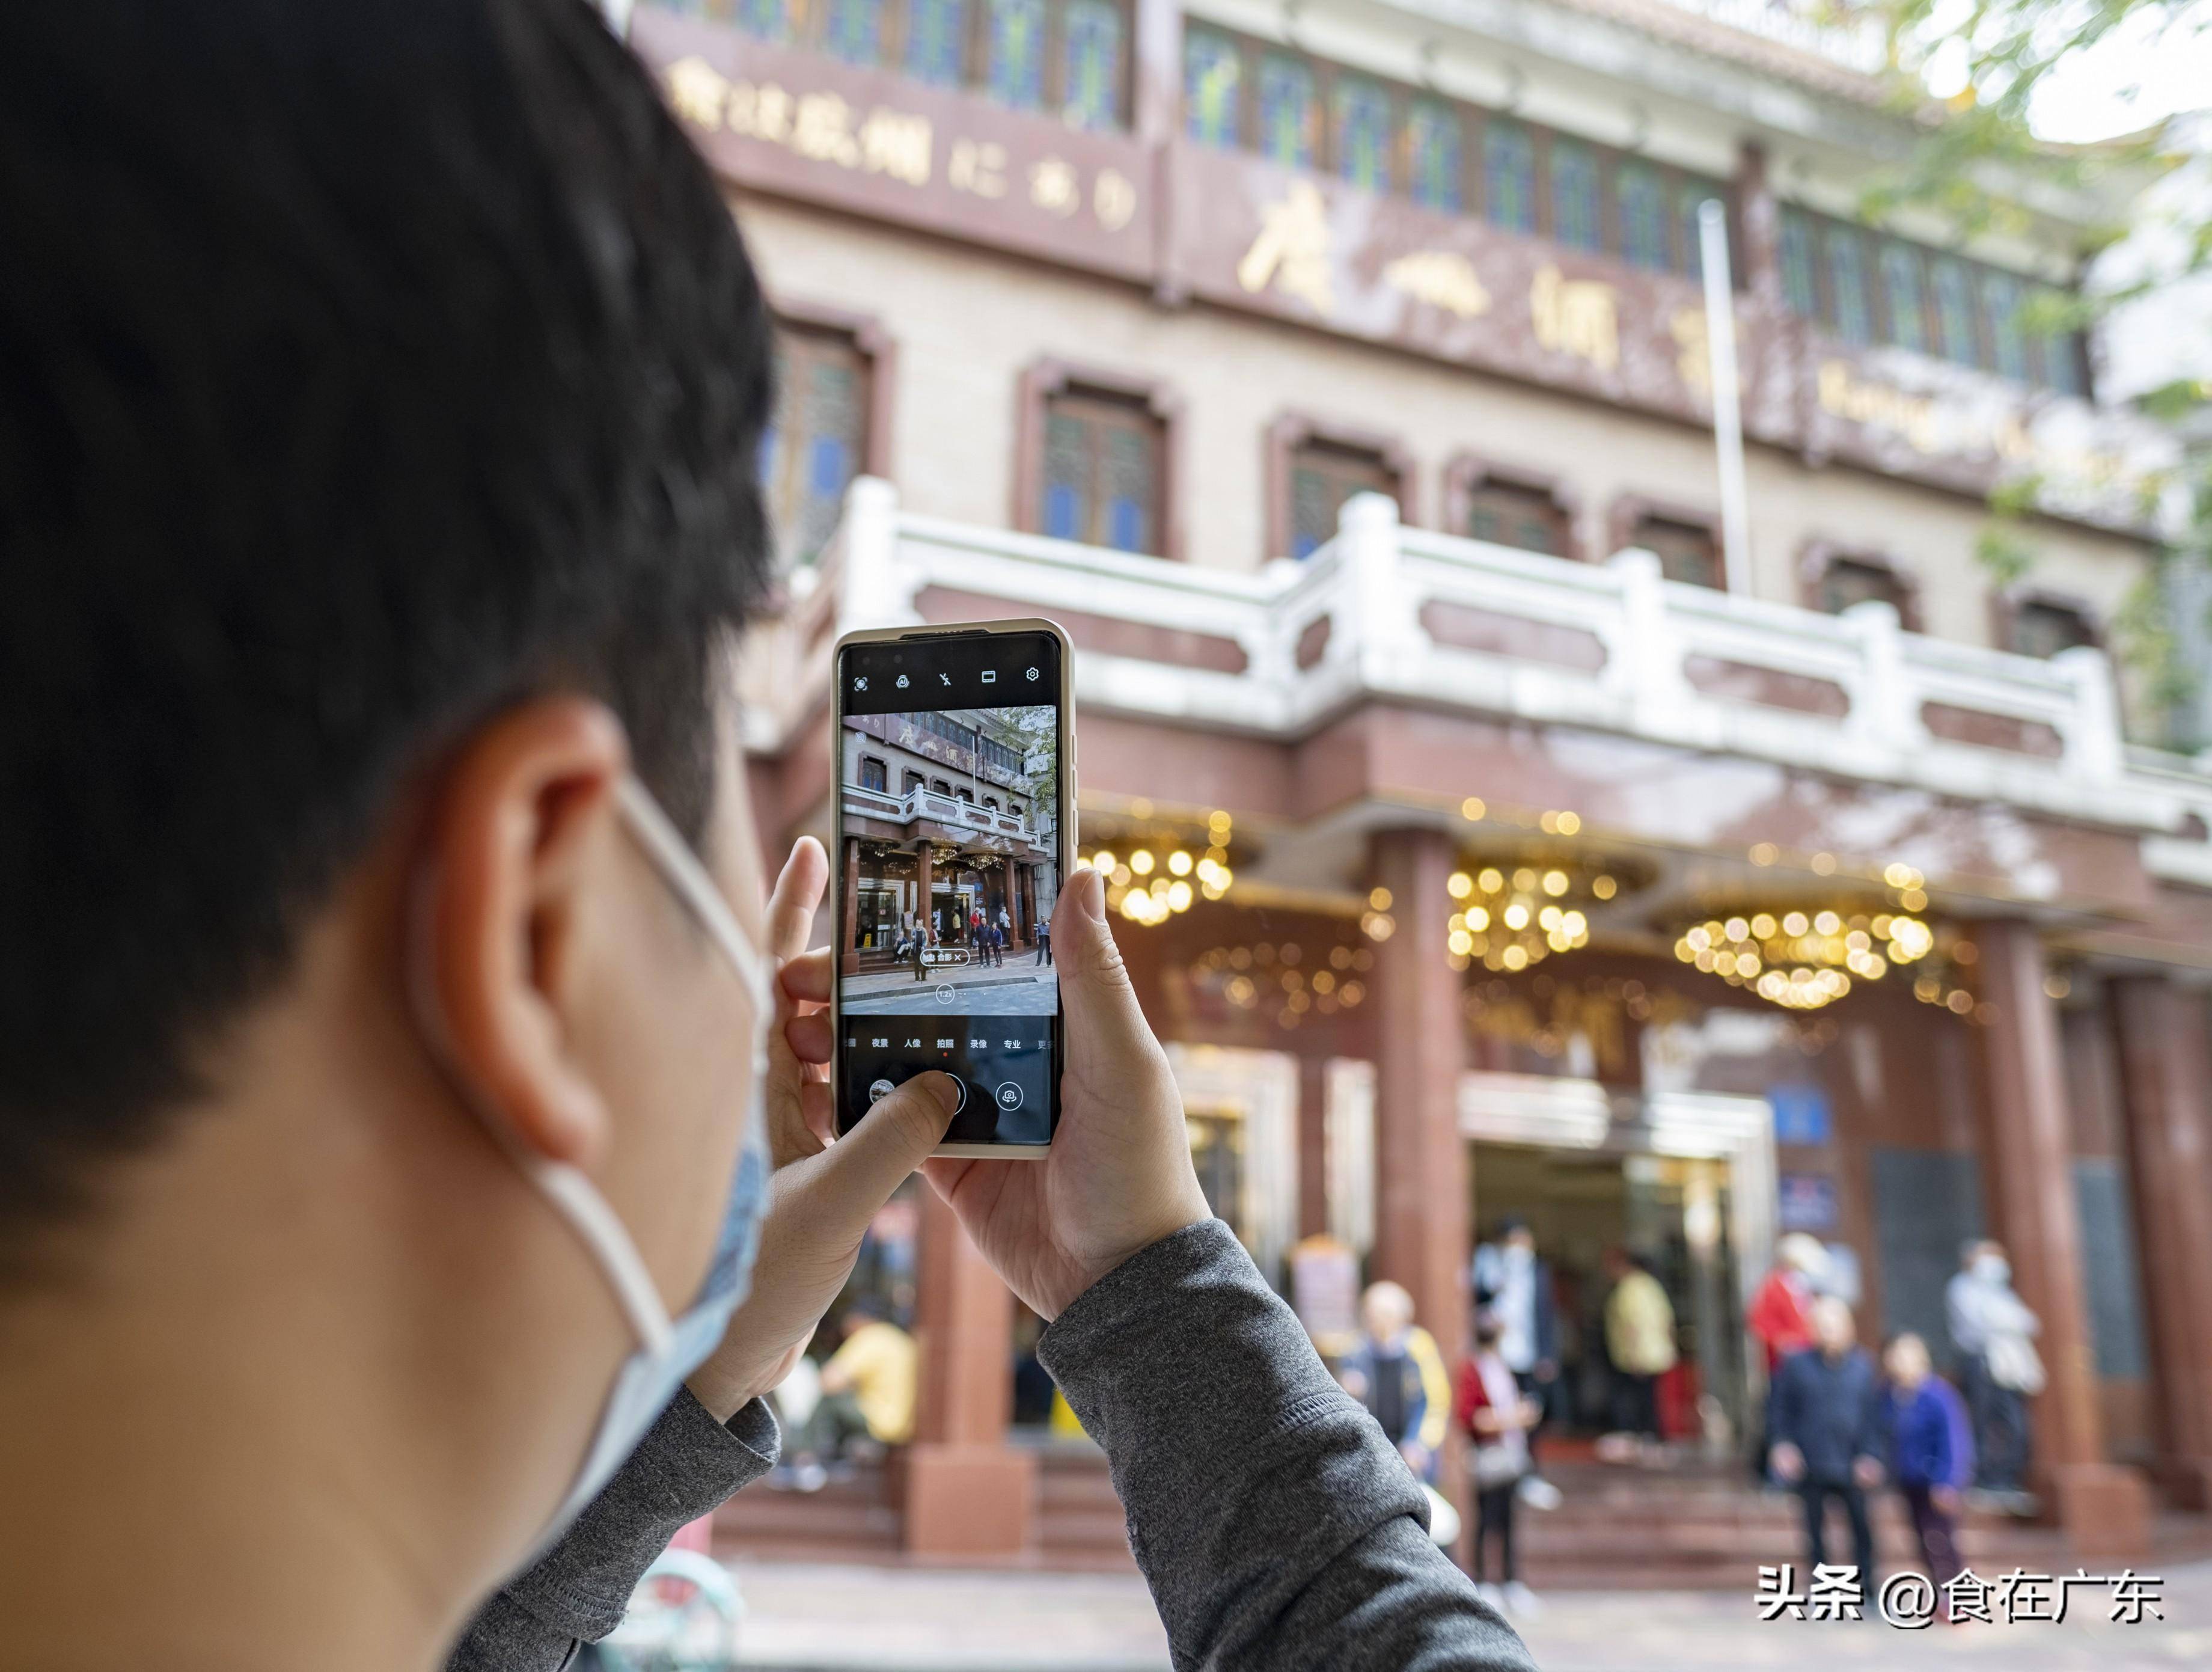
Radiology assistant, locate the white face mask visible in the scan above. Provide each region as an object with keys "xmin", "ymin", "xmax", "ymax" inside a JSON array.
[
  {"xmin": 1973, "ymin": 1254, "xmax": 2011, "ymax": 1287},
  {"xmin": 413, "ymin": 774, "xmax": 774, "ymax": 1549}
]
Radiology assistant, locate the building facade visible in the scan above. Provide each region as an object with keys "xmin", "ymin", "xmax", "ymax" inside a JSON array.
[
  {"xmin": 637, "ymin": 0, "xmax": 2212, "ymax": 1566},
  {"xmin": 839, "ymin": 707, "xmax": 1059, "ymax": 967}
]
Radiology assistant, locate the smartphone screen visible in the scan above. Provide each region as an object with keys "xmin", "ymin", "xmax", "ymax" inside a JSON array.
[{"xmin": 833, "ymin": 625, "xmax": 1066, "ymax": 1149}]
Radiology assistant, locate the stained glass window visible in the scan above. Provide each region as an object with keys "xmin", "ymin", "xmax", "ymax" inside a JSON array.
[
  {"xmin": 733, "ymin": 0, "xmax": 790, "ymax": 43},
  {"xmin": 1880, "ymin": 242, "xmax": 1926, "ymax": 352},
  {"xmin": 986, "ymin": 0, "xmax": 1046, "ymax": 113},
  {"xmin": 1932, "ymin": 258, "xmax": 1976, "ymax": 364},
  {"xmin": 1484, "ymin": 121, "xmax": 1535, "ymax": 233},
  {"xmin": 1550, "ymin": 140, "xmax": 1599, "ymax": 251},
  {"xmin": 1407, "ymin": 101, "xmax": 1461, "ymax": 212},
  {"xmin": 1286, "ymin": 442, "xmax": 1393, "ymax": 559},
  {"xmin": 1334, "ymin": 77, "xmax": 1392, "ymax": 194},
  {"xmin": 822, "ymin": 0, "xmax": 883, "ymax": 65},
  {"xmin": 1826, "ymin": 228, "xmax": 1871, "ymax": 345},
  {"xmin": 1183, "ymin": 29, "xmax": 1242, "ymax": 149},
  {"xmin": 1983, "ymin": 272, "xmax": 2027, "ymax": 380},
  {"xmin": 1779, "ymin": 208, "xmax": 1817, "ymax": 316},
  {"xmin": 1039, "ymin": 390, "xmax": 1162, "ymax": 555},
  {"xmin": 761, "ymin": 326, "xmax": 867, "ymax": 567},
  {"xmin": 1619, "ymin": 164, "xmax": 1667, "ymax": 270},
  {"xmin": 905, "ymin": 0, "xmax": 967, "ymax": 85},
  {"xmin": 1061, "ymin": 0, "xmax": 1123, "ymax": 131},
  {"xmin": 1257, "ymin": 54, "xmax": 1315, "ymax": 170}
]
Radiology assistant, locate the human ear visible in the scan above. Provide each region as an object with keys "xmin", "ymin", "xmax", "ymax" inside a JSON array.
[{"xmin": 412, "ymin": 697, "xmax": 632, "ymax": 1172}]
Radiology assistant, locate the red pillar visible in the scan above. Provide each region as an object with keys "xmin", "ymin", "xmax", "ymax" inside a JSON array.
[
  {"xmin": 840, "ymin": 836, "xmax": 863, "ymax": 976},
  {"xmin": 2110, "ymin": 976, "xmax": 2212, "ymax": 1508},
  {"xmin": 1369, "ymin": 828, "xmax": 1470, "ymax": 1549},
  {"xmin": 914, "ymin": 840, "xmax": 933, "ymax": 943},
  {"xmin": 904, "ymin": 1190, "xmax": 1034, "ymax": 1557},
  {"xmin": 1298, "ymin": 1053, "xmax": 1330, "ymax": 1240},
  {"xmin": 1976, "ymin": 922, "xmax": 2151, "ymax": 1552}
]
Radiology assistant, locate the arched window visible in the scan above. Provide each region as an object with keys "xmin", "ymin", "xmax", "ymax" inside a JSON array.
[{"xmin": 858, "ymin": 756, "xmax": 888, "ymax": 792}]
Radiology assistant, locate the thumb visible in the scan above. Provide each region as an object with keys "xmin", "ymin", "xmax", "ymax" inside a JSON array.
[
  {"xmin": 805, "ymin": 1070, "xmax": 961, "ymax": 1225},
  {"xmin": 1053, "ymin": 865, "xmax": 1151, "ymax": 1042}
]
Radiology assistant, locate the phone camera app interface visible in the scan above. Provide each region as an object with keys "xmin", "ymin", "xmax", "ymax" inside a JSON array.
[{"xmin": 838, "ymin": 632, "xmax": 1062, "ymax": 1144}]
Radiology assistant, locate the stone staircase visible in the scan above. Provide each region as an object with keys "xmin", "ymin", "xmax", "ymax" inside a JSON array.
[{"xmin": 713, "ymin": 1447, "xmax": 2212, "ymax": 1589}]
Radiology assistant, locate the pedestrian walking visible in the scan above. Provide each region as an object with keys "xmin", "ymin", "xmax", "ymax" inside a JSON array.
[
  {"xmin": 1335, "ymin": 1281, "xmax": 1452, "ymax": 1486},
  {"xmin": 1034, "ymin": 919, "xmax": 1052, "ymax": 964},
  {"xmin": 1601, "ymin": 1248, "xmax": 1675, "ymax": 1448},
  {"xmin": 1456, "ymin": 1311, "xmax": 1544, "ymax": 1618},
  {"xmin": 1771, "ymin": 1297, "xmax": 1885, "ymax": 1591},
  {"xmin": 1946, "ymin": 1239, "xmax": 2041, "ymax": 1498},
  {"xmin": 1883, "ymin": 1332, "xmax": 1973, "ymax": 1611},
  {"xmin": 1471, "ymin": 1218, "xmax": 1563, "ymax": 1509}
]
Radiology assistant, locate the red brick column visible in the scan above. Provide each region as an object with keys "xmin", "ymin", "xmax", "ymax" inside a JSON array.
[
  {"xmin": 914, "ymin": 839, "xmax": 933, "ymax": 943},
  {"xmin": 1976, "ymin": 922, "xmax": 2150, "ymax": 1552},
  {"xmin": 2110, "ymin": 976, "xmax": 2212, "ymax": 1508},
  {"xmin": 904, "ymin": 1189, "xmax": 1034, "ymax": 1557}
]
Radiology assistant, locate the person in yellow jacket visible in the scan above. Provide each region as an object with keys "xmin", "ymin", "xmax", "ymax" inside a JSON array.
[
  {"xmin": 1602, "ymin": 1248, "xmax": 1678, "ymax": 1444},
  {"xmin": 1336, "ymin": 1281, "xmax": 1453, "ymax": 1483}
]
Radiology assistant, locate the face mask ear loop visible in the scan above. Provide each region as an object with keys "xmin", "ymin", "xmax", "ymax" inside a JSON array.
[
  {"xmin": 612, "ymin": 779, "xmax": 772, "ymax": 1018},
  {"xmin": 404, "ymin": 857, "xmax": 677, "ymax": 1359}
]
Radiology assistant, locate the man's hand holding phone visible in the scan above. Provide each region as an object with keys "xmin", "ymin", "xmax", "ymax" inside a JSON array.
[
  {"xmin": 922, "ymin": 863, "xmax": 1211, "ymax": 1319},
  {"xmin": 685, "ymin": 836, "xmax": 959, "ymax": 1421}
]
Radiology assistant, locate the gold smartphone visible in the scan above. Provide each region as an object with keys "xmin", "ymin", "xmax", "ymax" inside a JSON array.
[{"xmin": 830, "ymin": 619, "xmax": 1074, "ymax": 1157}]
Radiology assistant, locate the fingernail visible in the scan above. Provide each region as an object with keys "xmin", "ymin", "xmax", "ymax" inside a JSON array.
[
  {"xmin": 1074, "ymin": 864, "xmax": 1107, "ymax": 924},
  {"xmin": 917, "ymin": 1071, "xmax": 961, "ymax": 1115}
]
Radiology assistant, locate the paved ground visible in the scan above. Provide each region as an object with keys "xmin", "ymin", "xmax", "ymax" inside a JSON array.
[
  {"xmin": 720, "ymin": 1559, "xmax": 2212, "ymax": 1671},
  {"xmin": 842, "ymin": 965, "xmax": 1060, "ymax": 1015}
]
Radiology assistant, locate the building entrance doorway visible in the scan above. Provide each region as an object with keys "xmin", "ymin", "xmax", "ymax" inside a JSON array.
[{"xmin": 1472, "ymin": 1143, "xmax": 1746, "ymax": 1442}]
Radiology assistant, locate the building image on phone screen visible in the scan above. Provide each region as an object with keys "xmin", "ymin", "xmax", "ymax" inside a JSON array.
[{"xmin": 838, "ymin": 703, "xmax": 1060, "ymax": 1017}]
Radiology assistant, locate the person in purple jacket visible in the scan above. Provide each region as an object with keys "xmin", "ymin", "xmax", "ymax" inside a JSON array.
[{"xmin": 1884, "ymin": 1332, "xmax": 1975, "ymax": 1612}]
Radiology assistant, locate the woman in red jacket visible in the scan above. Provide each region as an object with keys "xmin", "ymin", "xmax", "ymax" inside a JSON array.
[{"xmin": 1456, "ymin": 1312, "xmax": 1545, "ymax": 1618}]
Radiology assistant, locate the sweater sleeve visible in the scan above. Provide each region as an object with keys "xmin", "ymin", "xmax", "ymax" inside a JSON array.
[
  {"xmin": 445, "ymin": 1390, "xmax": 780, "ymax": 1672},
  {"xmin": 1038, "ymin": 1219, "xmax": 1535, "ymax": 1672}
]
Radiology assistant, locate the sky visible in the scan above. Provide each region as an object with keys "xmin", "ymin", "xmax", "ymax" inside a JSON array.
[{"xmin": 1909, "ymin": 0, "xmax": 2212, "ymax": 144}]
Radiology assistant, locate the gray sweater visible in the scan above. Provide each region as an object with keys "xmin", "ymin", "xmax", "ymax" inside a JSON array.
[{"xmin": 449, "ymin": 1218, "xmax": 1535, "ymax": 1672}]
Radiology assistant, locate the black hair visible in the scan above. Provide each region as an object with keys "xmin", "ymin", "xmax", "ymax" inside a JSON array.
[{"xmin": 0, "ymin": 0, "xmax": 775, "ymax": 1267}]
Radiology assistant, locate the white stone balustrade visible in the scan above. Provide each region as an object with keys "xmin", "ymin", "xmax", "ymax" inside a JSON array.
[{"xmin": 745, "ymin": 479, "xmax": 2212, "ymax": 873}]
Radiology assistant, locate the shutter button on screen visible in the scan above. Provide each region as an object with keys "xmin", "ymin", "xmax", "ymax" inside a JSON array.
[{"xmin": 994, "ymin": 1082, "xmax": 1024, "ymax": 1111}]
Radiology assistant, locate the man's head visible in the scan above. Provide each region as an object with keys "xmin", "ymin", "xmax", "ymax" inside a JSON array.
[
  {"xmin": 1884, "ymin": 1332, "xmax": 1931, "ymax": 1388},
  {"xmin": 2, "ymin": 0, "xmax": 775, "ymax": 1588},
  {"xmin": 1500, "ymin": 1216, "xmax": 1534, "ymax": 1255},
  {"xmin": 1811, "ymin": 1296, "xmax": 1857, "ymax": 1355},
  {"xmin": 1602, "ymin": 1246, "xmax": 1634, "ymax": 1280},
  {"xmin": 1776, "ymin": 1233, "xmax": 1828, "ymax": 1280},
  {"xmin": 1361, "ymin": 1280, "xmax": 1415, "ymax": 1344},
  {"xmin": 1963, "ymin": 1238, "xmax": 2008, "ymax": 1279}
]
